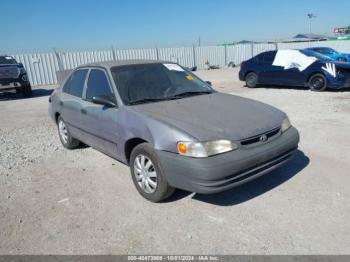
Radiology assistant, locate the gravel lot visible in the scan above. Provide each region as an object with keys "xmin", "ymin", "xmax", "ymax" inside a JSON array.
[{"xmin": 0, "ymin": 68, "xmax": 350, "ymax": 254}]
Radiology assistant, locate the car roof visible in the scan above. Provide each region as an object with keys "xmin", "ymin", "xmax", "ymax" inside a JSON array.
[{"xmin": 76, "ymin": 59, "xmax": 174, "ymax": 70}]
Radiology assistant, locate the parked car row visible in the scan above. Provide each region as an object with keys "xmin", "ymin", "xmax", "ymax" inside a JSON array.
[
  {"xmin": 47, "ymin": 46, "xmax": 349, "ymax": 202},
  {"xmin": 239, "ymin": 47, "xmax": 350, "ymax": 91}
]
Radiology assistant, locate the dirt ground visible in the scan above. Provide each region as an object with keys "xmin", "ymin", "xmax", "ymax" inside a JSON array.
[{"xmin": 0, "ymin": 68, "xmax": 349, "ymax": 254}]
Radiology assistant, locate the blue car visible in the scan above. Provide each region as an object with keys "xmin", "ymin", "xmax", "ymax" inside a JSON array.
[
  {"xmin": 239, "ymin": 49, "xmax": 350, "ymax": 91},
  {"xmin": 305, "ymin": 47, "xmax": 350, "ymax": 62}
]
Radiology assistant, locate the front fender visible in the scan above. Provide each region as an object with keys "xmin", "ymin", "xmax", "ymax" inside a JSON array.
[{"xmin": 117, "ymin": 107, "xmax": 196, "ymax": 162}]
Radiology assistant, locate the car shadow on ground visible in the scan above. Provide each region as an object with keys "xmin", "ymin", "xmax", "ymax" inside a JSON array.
[
  {"xmin": 166, "ymin": 150, "xmax": 309, "ymax": 205},
  {"xmin": 255, "ymin": 84, "xmax": 350, "ymax": 92},
  {"xmin": 0, "ymin": 88, "xmax": 53, "ymax": 101}
]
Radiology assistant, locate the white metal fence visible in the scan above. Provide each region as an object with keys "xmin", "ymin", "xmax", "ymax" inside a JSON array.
[{"xmin": 10, "ymin": 40, "xmax": 350, "ymax": 86}]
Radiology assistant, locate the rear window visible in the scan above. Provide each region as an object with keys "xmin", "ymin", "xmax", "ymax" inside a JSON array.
[
  {"xmin": 62, "ymin": 69, "xmax": 88, "ymax": 98},
  {"xmin": 0, "ymin": 56, "xmax": 17, "ymax": 65}
]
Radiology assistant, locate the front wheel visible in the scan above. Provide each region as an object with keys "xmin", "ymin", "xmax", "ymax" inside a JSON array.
[
  {"xmin": 308, "ymin": 74, "xmax": 327, "ymax": 92},
  {"xmin": 22, "ymin": 85, "xmax": 32, "ymax": 98},
  {"xmin": 245, "ymin": 72, "xmax": 258, "ymax": 88},
  {"xmin": 130, "ymin": 143, "xmax": 175, "ymax": 202}
]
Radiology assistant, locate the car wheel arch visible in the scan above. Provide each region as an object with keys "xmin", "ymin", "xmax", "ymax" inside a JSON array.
[
  {"xmin": 244, "ymin": 70, "xmax": 257, "ymax": 80},
  {"xmin": 124, "ymin": 137, "xmax": 150, "ymax": 165},
  {"xmin": 55, "ymin": 112, "xmax": 61, "ymax": 124},
  {"xmin": 307, "ymin": 71, "xmax": 326, "ymax": 83}
]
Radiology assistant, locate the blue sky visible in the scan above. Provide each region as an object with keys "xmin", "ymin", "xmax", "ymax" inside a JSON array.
[{"xmin": 1, "ymin": 0, "xmax": 350, "ymax": 53}]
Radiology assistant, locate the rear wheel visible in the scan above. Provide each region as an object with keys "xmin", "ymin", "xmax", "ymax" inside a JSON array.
[
  {"xmin": 245, "ymin": 72, "xmax": 258, "ymax": 88},
  {"xmin": 22, "ymin": 85, "xmax": 32, "ymax": 98},
  {"xmin": 308, "ymin": 74, "xmax": 327, "ymax": 92},
  {"xmin": 130, "ymin": 143, "xmax": 175, "ymax": 202},
  {"xmin": 57, "ymin": 116, "xmax": 80, "ymax": 149}
]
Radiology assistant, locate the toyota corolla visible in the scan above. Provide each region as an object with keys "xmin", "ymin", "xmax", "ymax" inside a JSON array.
[{"xmin": 49, "ymin": 60, "xmax": 299, "ymax": 202}]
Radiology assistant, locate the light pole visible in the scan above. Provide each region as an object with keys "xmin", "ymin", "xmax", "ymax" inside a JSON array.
[{"xmin": 307, "ymin": 13, "xmax": 316, "ymax": 34}]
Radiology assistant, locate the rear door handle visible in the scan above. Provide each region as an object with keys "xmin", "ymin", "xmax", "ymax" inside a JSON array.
[{"xmin": 81, "ymin": 109, "xmax": 87, "ymax": 115}]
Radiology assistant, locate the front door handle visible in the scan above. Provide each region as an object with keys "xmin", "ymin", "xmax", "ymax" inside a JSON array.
[{"xmin": 81, "ymin": 109, "xmax": 87, "ymax": 115}]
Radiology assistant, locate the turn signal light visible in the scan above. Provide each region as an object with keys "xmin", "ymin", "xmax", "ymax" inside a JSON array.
[{"xmin": 177, "ymin": 143, "xmax": 187, "ymax": 154}]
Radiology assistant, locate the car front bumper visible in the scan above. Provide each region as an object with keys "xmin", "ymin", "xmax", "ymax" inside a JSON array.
[{"xmin": 156, "ymin": 127, "xmax": 299, "ymax": 194}]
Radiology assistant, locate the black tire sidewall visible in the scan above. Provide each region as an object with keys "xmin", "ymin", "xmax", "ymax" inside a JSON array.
[
  {"xmin": 22, "ymin": 85, "xmax": 32, "ymax": 98},
  {"xmin": 130, "ymin": 143, "xmax": 174, "ymax": 202},
  {"xmin": 309, "ymin": 74, "xmax": 327, "ymax": 92},
  {"xmin": 245, "ymin": 72, "xmax": 258, "ymax": 88}
]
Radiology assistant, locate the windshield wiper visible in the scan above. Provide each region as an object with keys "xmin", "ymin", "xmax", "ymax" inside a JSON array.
[
  {"xmin": 171, "ymin": 91, "xmax": 213, "ymax": 98},
  {"xmin": 128, "ymin": 98, "xmax": 172, "ymax": 105}
]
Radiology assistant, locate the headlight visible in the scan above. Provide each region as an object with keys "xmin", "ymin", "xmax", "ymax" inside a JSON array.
[
  {"xmin": 177, "ymin": 140, "xmax": 238, "ymax": 158},
  {"xmin": 281, "ymin": 117, "xmax": 292, "ymax": 132},
  {"xmin": 20, "ymin": 67, "xmax": 27, "ymax": 74}
]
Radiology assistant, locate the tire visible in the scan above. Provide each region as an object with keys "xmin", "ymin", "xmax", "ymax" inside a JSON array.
[
  {"xmin": 245, "ymin": 72, "xmax": 258, "ymax": 88},
  {"xmin": 57, "ymin": 116, "xmax": 80, "ymax": 149},
  {"xmin": 22, "ymin": 85, "xmax": 32, "ymax": 98},
  {"xmin": 308, "ymin": 74, "xmax": 327, "ymax": 92},
  {"xmin": 130, "ymin": 143, "xmax": 175, "ymax": 202}
]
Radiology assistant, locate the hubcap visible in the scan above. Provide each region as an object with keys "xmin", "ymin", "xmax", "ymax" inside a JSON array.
[
  {"xmin": 58, "ymin": 120, "xmax": 68, "ymax": 144},
  {"xmin": 134, "ymin": 154, "xmax": 157, "ymax": 194},
  {"xmin": 312, "ymin": 77, "xmax": 324, "ymax": 90},
  {"xmin": 247, "ymin": 74, "xmax": 256, "ymax": 86}
]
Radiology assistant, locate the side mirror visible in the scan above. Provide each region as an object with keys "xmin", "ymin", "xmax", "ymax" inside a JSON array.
[
  {"xmin": 19, "ymin": 63, "xmax": 24, "ymax": 67},
  {"xmin": 205, "ymin": 81, "xmax": 212, "ymax": 86},
  {"xmin": 92, "ymin": 95, "xmax": 117, "ymax": 107}
]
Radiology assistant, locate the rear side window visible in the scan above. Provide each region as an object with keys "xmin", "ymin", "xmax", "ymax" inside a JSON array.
[
  {"xmin": 62, "ymin": 69, "xmax": 88, "ymax": 97},
  {"xmin": 86, "ymin": 69, "xmax": 114, "ymax": 100},
  {"xmin": 255, "ymin": 53, "xmax": 264, "ymax": 62},
  {"xmin": 264, "ymin": 51, "xmax": 276, "ymax": 63}
]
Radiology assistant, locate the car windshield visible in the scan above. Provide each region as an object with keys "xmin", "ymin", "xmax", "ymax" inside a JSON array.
[
  {"xmin": 300, "ymin": 50, "xmax": 331, "ymax": 60},
  {"xmin": 111, "ymin": 63, "xmax": 213, "ymax": 105},
  {"xmin": 0, "ymin": 56, "xmax": 17, "ymax": 65}
]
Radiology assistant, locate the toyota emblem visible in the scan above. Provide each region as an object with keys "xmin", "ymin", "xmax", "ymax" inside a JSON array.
[{"xmin": 259, "ymin": 134, "xmax": 268, "ymax": 142}]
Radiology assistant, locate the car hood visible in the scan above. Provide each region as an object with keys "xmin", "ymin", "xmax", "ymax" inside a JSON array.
[{"xmin": 131, "ymin": 92, "xmax": 286, "ymax": 141}]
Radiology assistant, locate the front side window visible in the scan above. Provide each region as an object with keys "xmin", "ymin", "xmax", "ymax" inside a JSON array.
[
  {"xmin": 110, "ymin": 63, "xmax": 213, "ymax": 105},
  {"xmin": 86, "ymin": 69, "xmax": 114, "ymax": 100},
  {"xmin": 62, "ymin": 69, "xmax": 88, "ymax": 98}
]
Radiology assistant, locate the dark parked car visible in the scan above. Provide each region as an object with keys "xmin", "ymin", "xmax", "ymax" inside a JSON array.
[
  {"xmin": 49, "ymin": 60, "xmax": 299, "ymax": 202},
  {"xmin": 239, "ymin": 49, "xmax": 350, "ymax": 91},
  {"xmin": 305, "ymin": 47, "xmax": 350, "ymax": 62},
  {"xmin": 0, "ymin": 55, "xmax": 32, "ymax": 97}
]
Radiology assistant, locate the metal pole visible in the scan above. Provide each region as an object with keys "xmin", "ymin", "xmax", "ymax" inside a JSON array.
[
  {"xmin": 224, "ymin": 45, "xmax": 227, "ymax": 66},
  {"xmin": 192, "ymin": 45, "xmax": 196, "ymax": 67},
  {"xmin": 111, "ymin": 45, "xmax": 117, "ymax": 61},
  {"xmin": 52, "ymin": 48, "xmax": 64, "ymax": 71},
  {"xmin": 155, "ymin": 45, "xmax": 159, "ymax": 61}
]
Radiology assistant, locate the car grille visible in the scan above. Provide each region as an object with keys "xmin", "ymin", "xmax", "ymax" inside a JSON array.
[
  {"xmin": 0, "ymin": 67, "xmax": 20, "ymax": 79},
  {"xmin": 240, "ymin": 127, "xmax": 281, "ymax": 146}
]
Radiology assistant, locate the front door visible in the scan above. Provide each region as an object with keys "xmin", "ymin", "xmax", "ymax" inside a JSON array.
[{"xmin": 80, "ymin": 68, "xmax": 120, "ymax": 159}]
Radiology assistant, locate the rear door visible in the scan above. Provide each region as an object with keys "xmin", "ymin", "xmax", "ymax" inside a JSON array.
[
  {"xmin": 59, "ymin": 69, "xmax": 88, "ymax": 140},
  {"xmin": 80, "ymin": 68, "xmax": 120, "ymax": 158},
  {"xmin": 257, "ymin": 51, "xmax": 285, "ymax": 85}
]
